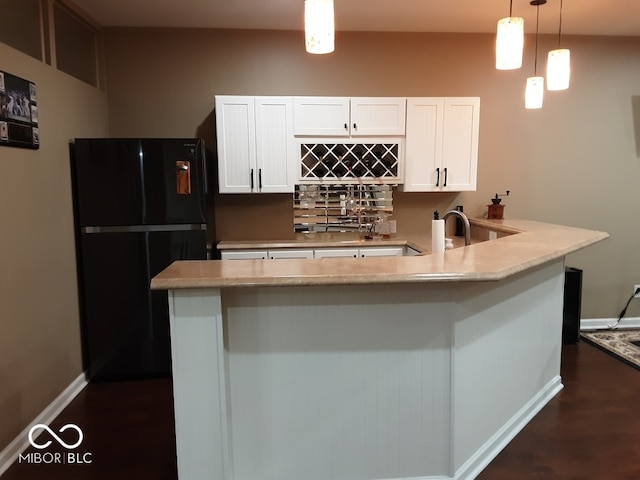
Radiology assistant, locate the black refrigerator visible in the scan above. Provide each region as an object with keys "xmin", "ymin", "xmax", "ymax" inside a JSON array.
[{"xmin": 70, "ymin": 138, "xmax": 211, "ymax": 381}]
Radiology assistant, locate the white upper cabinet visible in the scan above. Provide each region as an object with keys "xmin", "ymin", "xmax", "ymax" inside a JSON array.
[
  {"xmin": 216, "ymin": 95, "xmax": 295, "ymax": 193},
  {"xmin": 404, "ymin": 97, "xmax": 480, "ymax": 192},
  {"xmin": 350, "ymin": 98, "xmax": 407, "ymax": 136},
  {"xmin": 293, "ymin": 97, "xmax": 406, "ymax": 136},
  {"xmin": 293, "ymin": 97, "xmax": 350, "ymax": 136},
  {"xmin": 254, "ymin": 97, "xmax": 296, "ymax": 193},
  {"xmin": 216, "ymin": 95, "xmax": 478, "ymax": 193}
]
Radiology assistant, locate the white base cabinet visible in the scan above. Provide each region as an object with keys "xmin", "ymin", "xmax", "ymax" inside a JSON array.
[
  {"xmin": 221, "ymin": 249, "xmax": 314, "ymax": 260},
  {"xmin": 404, "ymin": 97, "xmax": 480, "ymax": 192},
  {"xmin": 312, "ymin": 248, "xmax": 359, "ymax": 258},
  {"xmin": 313, "ymin": 246, "xmax": 405, "ymax": 258},
  {"xmin": 222, "ymin": 245, "xmax": 409, "ymax": 260},
  {"xmin": 216, "ymin": 96, "xmax": 296, "ymax": 193},
  {"xmin": 359, "ymin": 246, "xmax": 404, "ymax": 257},
  {"xmin": 268, "ymin": 249, "xmax": 314, "ymax": 259},
  {"xmin": 220, "ymin": 250, "xmax": 267, "ymax": 260}
]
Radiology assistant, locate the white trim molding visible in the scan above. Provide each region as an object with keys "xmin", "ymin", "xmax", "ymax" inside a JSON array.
[
  {"xmin": 581, "ymin": 317, "xmax": 640, "ymax": 331},
  {"xmin": 0, "ymin": 373, "xmax": 87, "ymax": 477}
]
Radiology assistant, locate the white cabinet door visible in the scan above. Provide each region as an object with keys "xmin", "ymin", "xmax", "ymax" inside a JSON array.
[
  {"xmin": 350, "ymin": 97, "xmax": 406, "ymax": 136},
  {"xmin": 255, "ymin": 97, "xmax": 296, "ymax": 193},
  {"xmin": 221, "ymin": 250, "xmax": 268, "ymax": 260},
  {"xmin": 404, "ymin": 97, "xmax": 479, "ymax": 192},
  {"xmin": 216, "ymin": 96, "xmax": 256, "ymax": 193},
  {"xmin": 313, "ymin": 248, "xmax": 359, "ymax": 258},
  {"xmin": 268, "ymin": 249, "xmax": 314, "ymax": 259},
  {"xmin": 440, "ymin": 97, "xmax": 479, "ymax": 191},
  {"xmin": 293, "ymin": 97, "xmax": 350, "ymax": 136},
  {"xmin": 358, "ymin": 247, "xmax": 404, "ymax": 257},
  {"xmin": 216, "ymin": 96, "xmax": 295, "ymax": 193},
  {"xmin": 293, "ymin": 97, "xmax": 406, "ymax": 137},
  {"xmin": 404, "ymin": 97, "xmax": 444, "ymax": 191}
]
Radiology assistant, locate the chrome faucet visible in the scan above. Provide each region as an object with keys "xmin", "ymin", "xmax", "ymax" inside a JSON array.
[{"xmin": 442, "ymin": 210, "xmax": 471, "ymax": 246}]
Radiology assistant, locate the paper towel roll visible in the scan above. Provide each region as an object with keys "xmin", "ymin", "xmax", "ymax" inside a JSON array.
[{"xmin": 432, "ymin": 219, "xmax": 445, "ymax": 253}]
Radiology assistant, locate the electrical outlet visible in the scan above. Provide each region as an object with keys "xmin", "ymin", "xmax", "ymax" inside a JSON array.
[{"xmin": 635, "ymin": 285, "xmax": 640, "ymax": 298}]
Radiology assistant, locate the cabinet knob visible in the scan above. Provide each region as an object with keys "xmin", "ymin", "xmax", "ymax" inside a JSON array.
[
  {"xmin": 353, "ymin": 123, "xmax": 357, "ymax": 130},
  {"xmin": 344, "ymin": 123, "xmax": 348, "ymax": 131}
]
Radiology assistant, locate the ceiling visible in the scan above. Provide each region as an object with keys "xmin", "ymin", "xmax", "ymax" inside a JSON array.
[{"xmin": 71, "ymin": 0, "xmax": 640, "ymax": 37}]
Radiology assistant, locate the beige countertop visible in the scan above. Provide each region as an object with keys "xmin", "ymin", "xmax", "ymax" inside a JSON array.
[{"xmin": 151, "ymin": 219, "xmax": 608, "ymax": 290}]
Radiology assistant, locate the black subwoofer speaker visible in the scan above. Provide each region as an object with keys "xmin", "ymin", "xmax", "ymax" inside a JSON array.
[{"xmin": 563, "ymin": 267, "xmax": 583, "ymax": 344}]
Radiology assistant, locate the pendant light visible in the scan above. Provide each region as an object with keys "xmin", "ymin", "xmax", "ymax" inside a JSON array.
[
  {"xmin": 525, "ymin": 0, "xmax": 545, "ymax": 109},
  {"xmin": 546, "ymin": 0, "xmax": 570, "ymax": 90},
  {"xmin": 304, "ymin": 0, "xmax": 335, "ymax": 54},
  {"xmin": 496, "ymin": 0, "xmax": 524, "ymax": 70}
]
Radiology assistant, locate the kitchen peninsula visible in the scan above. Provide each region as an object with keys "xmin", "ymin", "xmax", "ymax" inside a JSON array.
[{"xmin": 151, "ymin": 219, "xmax": 607, "ymax": 480}]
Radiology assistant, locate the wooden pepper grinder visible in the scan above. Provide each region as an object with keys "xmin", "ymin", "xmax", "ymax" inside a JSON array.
[{"xmin": 487, "ymin": 191, "xmax": 510, "ymax": 219}]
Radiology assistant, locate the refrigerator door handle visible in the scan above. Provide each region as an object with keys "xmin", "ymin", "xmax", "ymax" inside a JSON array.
[
  {"xmin": 82, "ymin": 224, "xmax": 206, "ymax": 234},
  {"xmin": 136, "ymin": 140, "xmax": 148, "ymax": 224},
  {"xmin": 201, "ymin": 141, "xmax": 209, "ymax": 195}
]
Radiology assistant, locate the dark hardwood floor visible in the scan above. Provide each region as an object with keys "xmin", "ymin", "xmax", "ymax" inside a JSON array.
[
  {"xmin": 3, "ymin": 341, "xmax": 639, "ymax": 479},
  {"xmin": 479, "ymin": 341, "xmax": 640, "ymax": 480}
]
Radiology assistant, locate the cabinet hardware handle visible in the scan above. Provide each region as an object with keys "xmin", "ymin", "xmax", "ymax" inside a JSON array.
[
  {"xmin": 258, "ymin": 168, "xmax": 262, "ymax": 190},
  {"xmin": 436, "ymin": 167, "xmax": 440, "ymax": 186},
  {"xmin": 353, "ymin": 123, "xmax": 357, "ymax": 130},
  {"xmin": 250, "ymin": 168, "xmax": 254, "ymax": 190},
  {"xmin": 344, "ymin": 123, "xmax": 348, "ymax": 131},
  {"xmin": 443, "ymin": 167, "xmax": 448, "ymax": 187}
]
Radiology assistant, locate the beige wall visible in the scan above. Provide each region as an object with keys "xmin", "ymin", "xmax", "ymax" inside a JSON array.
[
  {"xmin": 103, "ymin": 28, "xmax": 640, "ymax": 319},
  {"xmin": 0, "ymin": 43, "xmax": 109, "ymax": 452}
]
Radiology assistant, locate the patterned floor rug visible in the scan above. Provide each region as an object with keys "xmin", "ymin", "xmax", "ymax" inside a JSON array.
[{"xmin": 580, "ymin": 329, "xmax": 640, "ymax": 370}]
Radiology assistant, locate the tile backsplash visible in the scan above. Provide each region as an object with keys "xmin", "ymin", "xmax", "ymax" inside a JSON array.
[{"xmin": 294, "ymin": 184, "xmax": 393, "ymax": 233}]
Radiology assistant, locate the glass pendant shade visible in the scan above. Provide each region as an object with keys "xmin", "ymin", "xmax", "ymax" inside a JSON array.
[
  {"xmin": 525, "ymin": 76, "xmax": 544, "ymax": 109},
  {"xmin": 495, "ymin": 16, "xmax": 524, "ymax": 70},
  {"xmin": 304, "ymin": 0, "xmax": 335, "ymax": 54},
  {"xmin": 546, "ymin": 48, "xmax": 570, "ymax": 90}
]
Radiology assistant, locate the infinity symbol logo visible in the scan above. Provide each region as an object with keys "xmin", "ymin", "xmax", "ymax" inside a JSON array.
[{"xmin": 28, "ymin": 424, "xmax": 84, "ymax": 450}]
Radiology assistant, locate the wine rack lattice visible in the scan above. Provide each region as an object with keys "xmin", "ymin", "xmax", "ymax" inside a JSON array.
[{"xmin": 300, "ymin": 143, "xmax": 399, "ymax": 181}]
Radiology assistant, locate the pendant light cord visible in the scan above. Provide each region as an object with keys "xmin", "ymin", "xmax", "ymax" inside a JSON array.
[
  {"xmin": 509, "ymin": 0, "xmax": 513, "ymax": 16},
  {"xmin": 534, "ymin": 3, "xmax": 540, "ymax": 75},
  {"xmin": 557, "ymin": 0, "xmax": 564, "ymax": 46}
]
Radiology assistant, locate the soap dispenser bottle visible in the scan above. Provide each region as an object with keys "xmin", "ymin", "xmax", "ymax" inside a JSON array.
[{"xmin": 432, "ymin": 210, "xmax": 445, "ymax": 253}]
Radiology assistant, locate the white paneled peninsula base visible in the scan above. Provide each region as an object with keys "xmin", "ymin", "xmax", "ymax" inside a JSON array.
[{"xmin": 151, "ymin": 220, "xmax": 607, "ymax": 480}]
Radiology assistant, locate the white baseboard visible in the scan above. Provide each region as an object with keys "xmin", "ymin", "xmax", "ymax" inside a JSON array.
[
  {"xmin": 580, "ymin": 316, "xmax": 640, "ymax": 331},
  {"xmin": 0, "ymin": 373, "xmax": 87, "ymax": 477},
  {"xmin": 454, "ymin": 375, "xmax": 563, "ymax": 480}
]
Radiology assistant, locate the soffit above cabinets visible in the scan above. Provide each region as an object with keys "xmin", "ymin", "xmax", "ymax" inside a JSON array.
[{"xmin": 73, "ymin": 0, "xmax": 640, "ymax": 37}]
